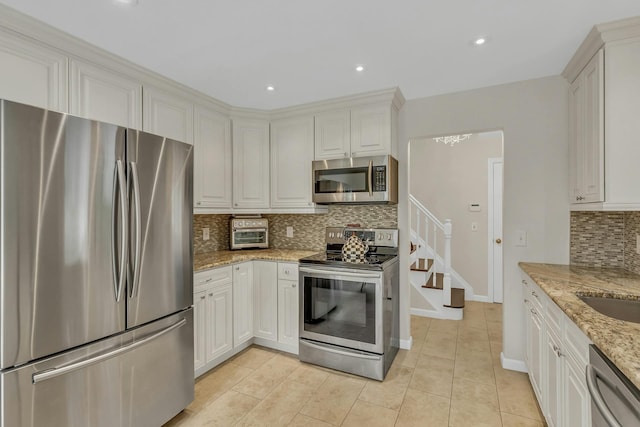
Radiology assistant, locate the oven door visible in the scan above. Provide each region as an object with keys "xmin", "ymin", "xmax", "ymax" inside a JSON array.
[
  {"xmin": 299, "ymin": 265, "xmax": 383, "ymax": 354},
  {"xmin": 231, "ymin": 228, "xmax": 268, "ymax": 249}
]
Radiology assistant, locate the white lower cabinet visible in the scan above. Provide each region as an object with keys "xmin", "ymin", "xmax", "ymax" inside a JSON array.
[
  {"xmin": 521, "ymin": 271, "xmax": 592, "ymax": 427},
  {"xmin": 233, "ymin": 262, "xmax": 254, "ymax": 346},
  {"xmin": 253, "ymin": 261, "xmax": 278, "ymax": 341},
  {"xmin": 277, "ymin": 263, "xmax": 299, "ymax": 352},
  {"xmin": 194, "ymin": 267, "xmax": 234, "ymax": 377}
]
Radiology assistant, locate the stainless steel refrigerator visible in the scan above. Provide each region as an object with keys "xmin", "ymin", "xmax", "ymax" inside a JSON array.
[{"xmin": 0, "ymin": 100, "xmax": 194, "ymax": 427}]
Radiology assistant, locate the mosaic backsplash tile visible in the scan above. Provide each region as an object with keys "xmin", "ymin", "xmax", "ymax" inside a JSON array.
[
  {"xmin": 570, "ymin": 211, "xmax": 640, "ymax": 274},
  {"xmin": 193, "ymin": 205, "xmax": 398, "ymax": 255}
]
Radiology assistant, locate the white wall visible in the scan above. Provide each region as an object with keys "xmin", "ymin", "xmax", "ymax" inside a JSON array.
[
  {"xmin": 398, "ymin": 76, "xmax": 570, "ymax": 366},
  {"xmin": 410, "ymin": 132, "xmax": 503, "ymax": 298}
]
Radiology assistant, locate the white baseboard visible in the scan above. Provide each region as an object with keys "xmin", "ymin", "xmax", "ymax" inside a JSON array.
[
  {"xmin": 253, "ymin": 337, "xmax": 298, "ymax": 355},
  {"xmin": 400, "ymin": 336, "xmax": 413, "ymax": 350},
  {"xmin": 410, "ymin": 307, "xmax": 463, "ymax": 320},
  {"xmin": 468, "ymin": 294, "xmax": 491, "ymax": 303},
  {"xmin": 500, "ymin": 352, "xmax": 528, "ymax": 373}
]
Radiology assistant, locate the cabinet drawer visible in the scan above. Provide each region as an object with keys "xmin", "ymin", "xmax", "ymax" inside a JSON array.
[
  {"xmin": 522, "ymin": 273, "xmax": 543, "ymax": 311},
  {"xmin": 278, "ymin": 263, "xmax": 298, "ymax": 280},
  {"xmin": 194, "ymin": 266, "xmax": 232, "ymax": 291},
  {"xmin": 564, "ymin": 316, "xmax": 591, "ymax": 366}
]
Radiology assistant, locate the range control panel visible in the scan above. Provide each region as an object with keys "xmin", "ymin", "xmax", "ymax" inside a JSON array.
[{"xmin": 325, "ymin": 227, "xmax": 398, "ymax": 248}]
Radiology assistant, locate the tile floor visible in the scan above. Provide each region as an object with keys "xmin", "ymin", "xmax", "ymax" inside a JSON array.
[{"xmin": 164, "ymin": 302, "xmax": 545, "ymax": 426}]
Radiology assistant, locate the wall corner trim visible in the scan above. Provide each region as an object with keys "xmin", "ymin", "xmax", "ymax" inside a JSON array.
[{"xmin": 500, "ymin": 352, "xmax": 528, "ymax": 373}]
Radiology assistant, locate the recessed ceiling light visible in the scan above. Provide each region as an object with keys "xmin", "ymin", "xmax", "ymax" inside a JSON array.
[
  {"xmin": 114, "ymin": 0, "xmax": 138, "ymax": 5},
  {"xmin": 474, "ymin": 37, "xmax": 487, "ymax": 46},
  {"xmin": 266, "ymin": 85, "xmax": 275, "ymax": 92},
  {"xmin": 355, "ymin": 65, "xmax": 365, "ymax": 72}
]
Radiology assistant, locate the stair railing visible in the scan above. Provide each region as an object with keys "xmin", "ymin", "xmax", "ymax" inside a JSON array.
[{"xmin": 409, "ymin": 194, "xmax": 453, "ymax": 306}]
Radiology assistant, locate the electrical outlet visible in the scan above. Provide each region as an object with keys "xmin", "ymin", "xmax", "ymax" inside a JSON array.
[
  {"xmin": 286, "ymin": 226, "xmax": 294, "ymax": 238},
  {"xmin": 202, "ymin": 227, "xmax": 210, "ymax": 241}
]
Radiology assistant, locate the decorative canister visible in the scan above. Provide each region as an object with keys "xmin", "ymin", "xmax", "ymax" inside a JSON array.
[{"xmin": 341, "ymin": 233, "xmax": 369, "ymax": 261}]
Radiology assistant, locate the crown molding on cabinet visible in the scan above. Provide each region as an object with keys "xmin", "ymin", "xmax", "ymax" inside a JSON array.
[{"xmin": 562, "ymin": 16, "xmax": 640, "ymax": 84}]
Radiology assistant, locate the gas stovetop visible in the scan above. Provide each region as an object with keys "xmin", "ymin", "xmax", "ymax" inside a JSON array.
[{"xmin": 299, "ymin": 227, "xmax": 399, "ymax": 271}]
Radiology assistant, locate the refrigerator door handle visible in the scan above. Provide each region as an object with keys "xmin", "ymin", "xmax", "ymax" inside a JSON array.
[
  {"xmin": 112, "ymin": 160, "xmax": 128, "ymax": 302},
  {"xmin": 32, "ymin": 318, "xmax": 187, "ymax": 384},
  {"xmin": 129, "ymin": 161, "xmax": 142, "ymax": 298}
]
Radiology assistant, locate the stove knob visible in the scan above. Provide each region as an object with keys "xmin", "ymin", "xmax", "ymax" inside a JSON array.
[
  {"xmin": 378, "ymin": 234, "xmax": 383, "ymax": 240},
  {"xmin": 387, "ymin": 233, "xmax": 392, "ymax": 240}
]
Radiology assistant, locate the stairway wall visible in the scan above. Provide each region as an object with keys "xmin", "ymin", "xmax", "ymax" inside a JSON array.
[{"xmin": 410, "ymin": 132, "xmax": 502, "ymax": 298}]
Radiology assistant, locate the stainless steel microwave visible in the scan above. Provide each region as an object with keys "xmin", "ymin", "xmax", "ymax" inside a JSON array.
[{"xmin": 312, "ymin": 155, "xmax": 398, "ymax": 204}]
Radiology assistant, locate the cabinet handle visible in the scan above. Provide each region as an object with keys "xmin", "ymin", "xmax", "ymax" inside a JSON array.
[
  {"xmin": 200, "ymin": 295, "xmax": 205, "ymax": 300},
  {"xmin": 235, "ymin": 267, "xmax": 240, "ymax": 271},
  {"xmin": 531, "ymin": 291, "xmax": 539, "ymax": 299},
  {"xmin": 344, "ymin": 152, "xmax": 348, "ymax": 157},
  {"xmin": 209, "ymin": 292, "xmax": 213, "ymax": 297},
  {"xmin": 530, "ymin": 307, "xmax": 538, "ymax": 316},
  {"xmin": 521, "ymin": 279, "xmax": 527, "ymax": 285},
  {"xmin": 205, "ymin": 278, "xmax": 213, "ymax": 283},
  {"xmin": 576, "ymin": 196, "xmax": 584, "ymax": 201},
  {"xmin": 553, "ymin": 344, "xmax": 564, "ymax": 358},
  {"xmin": 524, "ymin": 298, "xmax": 530, "ymax": 304},
  {"xmin": 292, "ymin": 283, "xmax": 297, "ymax": 288},
  {"xmin": 284, "ymin": 269, "xmax": 290, "ymax": 274},
  {"xmin": 196, "ymin": 201, "xmax": 201, "ymax": 205},
  {"xmin": 234, "ymin": 203, "xmax": 238, "ymax": 207}
]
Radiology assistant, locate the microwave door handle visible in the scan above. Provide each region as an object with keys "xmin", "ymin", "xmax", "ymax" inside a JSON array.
[{"xmin": 368, "ymin": 160, "xmax": 373, "ymax": 196}]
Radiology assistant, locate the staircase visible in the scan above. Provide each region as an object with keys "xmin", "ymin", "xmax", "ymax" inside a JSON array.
[{"xmin": 409, "ymin": 194, "xmax": 472, "ymax": 320}]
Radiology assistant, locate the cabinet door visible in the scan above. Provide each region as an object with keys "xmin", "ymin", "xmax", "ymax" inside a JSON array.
[
  {"xmin": 233, "ymin": 262, "xmax": 253, "ymax": 346},
  {"xmin": 314, "ymin": 109, "xmax": 350, "ymax": 160},
  {"xmin": 529, "ymin": 308, "xmax": 544, "ymax": 402},
  {"xmin": 70, "ymin": 59, "xmax": 142, "ymax": 128},
  {"xmin": 143, "ymin": 86, "xmax": 193, "ymax": 144},
  {"xmin": 232, "ymin": 118, "xmax": 270, "ymax": 208},
  {"xmin": 0, "ymin": 29, "xmax": 67, "ymax": 111},
  {"xmin": 545, "ymin": 329, "xmax": 563, "ymax": 427},
  {"xmin": 194, "ymin": 106, "xmax": 232, "ymax": 208},
  {"xmin": 564, "ymin": 358, "xmax": 591, "ymax": 427},
  {"xmin": 253, "ymin": 261, "xmax": 278, "ymax": 341},
  {"xmin": 350, "ymin": 104, "xmax": 391, "ymax": 157},
  {"xmin": 271, "ymin": 116, "xmax": 314, "ymax": 208},
  {"xmin": 278, "ymin": 279, "xmax": 299, "ymax": 349},
  {"xmin": 193, "ymin": 290, "xmax": 207, "ymax": 372},
  {"xmin": 206, "ymin": 284, "xmax": 233, "ymax": 362},
  {"xmin": 572, "ymin": 50, "xmax": 604, "ymax": 203}
]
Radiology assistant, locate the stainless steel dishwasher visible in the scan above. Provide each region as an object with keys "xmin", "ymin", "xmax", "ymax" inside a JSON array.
[{"xmin": 587, "ymin": 345, "xmax": 640, "ymax": 427}]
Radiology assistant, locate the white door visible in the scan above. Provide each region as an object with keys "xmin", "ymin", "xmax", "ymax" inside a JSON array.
[
  {"xmin": 232, "ymin": 262, "xmax": 253, "ymax": 346},
  {"xmin": 206, "ymin": 284, "xmax": 233, "ymax": 362},
  {"xmin": 350, "ymin": 104, "xmax": 391, "ymax": 157},
  {"xmin": 489, "ymin": 158, "xmax": 503, "ymax": 303},
  {"xmin": 314, "ymin": 109, "xmax": 351, "ymax": 160},
  {"xmin": 278, "ymin": 279, "xmax": 299, "ymax": 349},
  {"xmin": 232, "ymin": 118, "xmax": 270, "ymax": 208}
]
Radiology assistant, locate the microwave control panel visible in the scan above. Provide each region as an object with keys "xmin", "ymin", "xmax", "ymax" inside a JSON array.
[{"xmin": 372, "ymin": 166, "xmax": 387, "ymax": 191}]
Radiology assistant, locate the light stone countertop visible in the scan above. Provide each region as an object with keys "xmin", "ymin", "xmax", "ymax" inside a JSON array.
[
  {"xmin": 519, "ymin": 262, "xmax": 640, "ymax": 390},
  {"xmin": 194, "ymin": 249, "xmax": 320, "ymax": 272}
]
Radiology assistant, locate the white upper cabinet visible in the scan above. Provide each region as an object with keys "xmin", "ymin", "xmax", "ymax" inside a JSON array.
[
  {"xmin": 232, "ymin": 118, "xmax": 270, "ymax": 209},
  {"xmin": 70, "ymin": 59, "xmax": 142, "ymax": 128},
  {"xmin": 271, "ymin": 115, "xmax": 314, "ymax": 208},
  {"xmin": 143, "ymin": 86, "xmax": 193, "ymax": 144},
  {"xmin": 566, "ymin": 21, "xmax": 640, "ymax": 210},
  {"xmin": 569, "ymin": 50, "xmax": 604, "ymax": 204},
  {"xmin": 350, "ymin": 103, "xmax": 392, "ymax": 157},
  {"xmin": 314, "ymin": 109, "xmax": 351, "ymax": 159},
  {"xmin": 194, "ymin": 106, "xmax": 232, "ymax": 209},
  {"xmin": 0, "ymin": 29, "xmax": 67, "ymax": 112}
]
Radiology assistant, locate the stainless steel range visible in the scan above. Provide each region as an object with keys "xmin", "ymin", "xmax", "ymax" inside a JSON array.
[{"xmin": 298, "ymin": 227, "xmax": 399, "ymax": 381}]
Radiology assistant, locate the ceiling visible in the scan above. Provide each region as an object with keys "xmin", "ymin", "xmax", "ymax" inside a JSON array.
[{"xmin": 2, "ymin": 0, "xmax": 640, "ymax": 110}]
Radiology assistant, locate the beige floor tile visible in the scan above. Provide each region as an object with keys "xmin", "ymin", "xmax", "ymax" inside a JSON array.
[
  {"xmin": 408, "ymin": 366, "xmax": 454, "ymax": 398},
  {"xmin": 490, "ymin": 340, "xmax": 503, "ymax": 359},
  {"xmin": 396, "ymin": 388, "xmax": 450, "ymax": 427},
  {"xmin": 429, "ymin": 319, "xmax": 459, "ymax": 334},
  {"xmin": 450, "ymin": 398, "xmax": 502, "ymax": 427},
  {"xmin": 163, "ymin": 409, "xmax": 197, "ymax": 427},
  {"xmin": 422, "ymin": 332, "xmax": 457, "ymax": 360},
  {"xmin": 415, "ymin": 353, "xmax": 455, "ymax": 373},
  {"xmin": 189, "ymin": 362, "xmax": 253, "ymax": 412},
  {"xmin": 236, "ymin": 380, "xmax": 314, "ymax": 426},
  {"xmin": 342, "ymin": 400, "xmax": 398, "ymax": 427},
  {"xmin": 190, "ymin": 390, "xmax": 260, "ymax": 427},
  {"xmin": 457, "ymin": 336, "xmax": 492, "ymax": 353},
  {"xmin": 496, "ymin": 375, "xmax": 543, "ymax": 421},
  {"xmin": 452, "ymin": 377, "xmax": 500, "ymax": 412},
  {"xmin": 299, "ymin": 373, "xmax": 366, "ymax": 425},
  {"xmin": 396, "ymin": 339, "xmax": 424, "ymax": 368},
  {"xmin": 501, "ymin": 412, "xmax": 545, "ymax": 427},
  {"xmin": 230, "ymin": 346, "xmax": 277, "ymax": 370},
  {"xmin": 232, "ymin": 354, "xmax": 300, "ymax": 399},
  {"xmin": 454, "ymin": 355, "xmax": 496, "ymax": 385},
  {"xmin": 357, "ymin": 365, "xmax": 413, "ymax": 411},
  {"xmin": 287, "ymin": 363, "xmax": 330, "ymax": 387},
  {"xmin": 287, "ymin": 414, "xmax": 333, "ymax": 427}
]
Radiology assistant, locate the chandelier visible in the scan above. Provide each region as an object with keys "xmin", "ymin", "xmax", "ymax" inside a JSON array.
[{"xmin": 432, "ymin": 134, "xmax": 472, "ymax": 145}]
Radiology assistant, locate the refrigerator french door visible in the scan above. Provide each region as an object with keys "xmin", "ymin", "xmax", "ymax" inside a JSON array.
[{"xmin": 0, "ymin": 100, "xmax": 194, "ymax": 426}]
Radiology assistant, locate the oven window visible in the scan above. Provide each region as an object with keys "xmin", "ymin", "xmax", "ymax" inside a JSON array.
[
  {"xmin": 315, "ymin": 167, "xmax": 370, "ymax": 193},
  {"xmin": 303, "ymin": 276, "xmax": 376, "ymax": 344},
  {"xmin": 233, "ymin": 231, "xmax": 267, "ymax": 244}
]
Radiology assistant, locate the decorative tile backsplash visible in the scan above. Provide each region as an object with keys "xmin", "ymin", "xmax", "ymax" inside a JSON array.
[
  {"xmin": 570, "ymin": 211, "xmax": 640, "ymax": 274},
  {"xmin": 193, "ymin": 204, "xmax": 398, "ymax": 254}
]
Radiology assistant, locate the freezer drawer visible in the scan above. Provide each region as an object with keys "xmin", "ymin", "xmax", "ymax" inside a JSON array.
[{"xmin": 0, "ymin": 309, "xmax": 193, "ymax": 427}]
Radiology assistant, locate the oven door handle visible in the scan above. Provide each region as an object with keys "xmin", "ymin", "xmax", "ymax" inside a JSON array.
[
  {"xmin": 586, "ymin": 364, "xmax": 624, "ymax": 427},
  {"xmin": 301, "ymin": 340, "xmax": 381, "ymax": 360},
  {"xmin": 299, "ymin": 266, "xmax": 381, "ymax": 278}
]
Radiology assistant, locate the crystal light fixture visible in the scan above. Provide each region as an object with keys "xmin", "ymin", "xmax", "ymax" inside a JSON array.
[{"xmin": 433, "ymin": 134, "xmax": 473, "ymax": 146}]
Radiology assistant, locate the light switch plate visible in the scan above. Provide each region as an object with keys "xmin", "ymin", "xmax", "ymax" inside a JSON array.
[
  {"xmin": 286, "ymin": 226, "xmax": 294, "ymax": 238},
  {"xmin": 516, "ymin": 230, "xmax": 527, "ymax": 247},
  {"xmin": 202, "ymin": 227, "xmax": 210, "ymax": 241}
]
